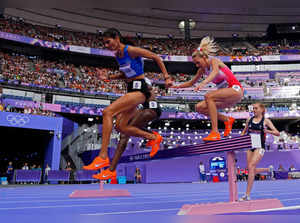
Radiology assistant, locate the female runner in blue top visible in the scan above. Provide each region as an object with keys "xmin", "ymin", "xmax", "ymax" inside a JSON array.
[{"xmin": 83, "ymin": 28, "xmax": 172, "ymax": 171}]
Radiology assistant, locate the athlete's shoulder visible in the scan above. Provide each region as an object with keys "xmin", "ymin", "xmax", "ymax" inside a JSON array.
[{"xmin": 264, "ymin": 118, "xmax": 272, "ymax": 123}]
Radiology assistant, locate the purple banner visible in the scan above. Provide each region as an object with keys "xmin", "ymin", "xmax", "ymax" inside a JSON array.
[
  {"xmin": 0, "ymin": 31, "xmax": 70, "ymax": 51},
  {"xmin": 3, "ymin": 98, "xmax": 104, "ymax": 116},
  {"xmin": 3, "ymin": 99, "xmax": 61, "ymax": 112},
  {"xmin": 60, "ymin": 106, "xmax": 103, "ymax": 115},
  {"xmin": 160, "ymin": 111, "xmax": 250, "ymax": 120},
  {"xmin": 161, "ymin": 110, "xmax": 300, "ymax": 119},
  {"xmin": 90, "ymin": 48, "xmax": 114, "ymax": 57},
  {"xmin": 280, "ymin": 54, "xmax": 300, "ymax": 61}
]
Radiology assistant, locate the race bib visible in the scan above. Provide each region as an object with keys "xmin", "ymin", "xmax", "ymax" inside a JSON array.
[
  {"xmin": 258, "ymin": 148, "xmax": 265, "ymax": 156},
  {"xmin": 250, "ymin": 133, "xmax": 262, "ymax": 149},
  {"xmin": 119, "ymin": 64, "xmax": 137, "ymax": 78},
  {"xmin": 132, "ymin": 81, "xmax": 142, "ymax": 89},
  {"xmin": 144, "ymin": 77, "xmax": 152, "ymax": 86},
  {"xmin": 149, "ymin": 101, "xmax": 158, "ymax": 109}
]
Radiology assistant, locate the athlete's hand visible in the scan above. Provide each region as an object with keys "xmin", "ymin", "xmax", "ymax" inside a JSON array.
[
  {"xmin": 194, "ymin": 83, "xmax": 205, "ymax": 91},
  {"xmin": 264, "ymin": 129, "xmax": 272, "ymax": 134},
  {"xmin": 165, "ymin": 78, "xmax": 173, "ymax": 88},
  {"xmin": 170, "ymin": 85, "xmax": 180, "ymax": 89}
]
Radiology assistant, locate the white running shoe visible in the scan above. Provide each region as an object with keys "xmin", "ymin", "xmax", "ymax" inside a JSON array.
[{"xmin": 239, "ymin": 194, "xmax": 251, "ymax": 201}]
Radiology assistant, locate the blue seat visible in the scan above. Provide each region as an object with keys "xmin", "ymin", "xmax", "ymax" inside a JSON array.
[{"xmin": 117, "ymin": 176, "xmax": 127, "ymax": 184}]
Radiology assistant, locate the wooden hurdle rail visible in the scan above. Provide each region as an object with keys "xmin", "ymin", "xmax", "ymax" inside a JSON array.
[{"xmin": 119, "ymin": 135, "xmax": 253, "ymax": 163}]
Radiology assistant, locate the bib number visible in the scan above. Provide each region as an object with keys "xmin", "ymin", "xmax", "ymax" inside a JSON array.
[
  {"xmin": 149, "ymin": 101, "xmax": 158, "ymax": 109},
  {"xmin": 120, "ymin": 64, "xmax": 137, "ymax": 77},
  {"xmin": 133, "ymin": 81, "xmax": 142, "ymax": 90},
  {"xmin": 250, "ymin": 133, "xmax": 262, "ymax": 149},
  {"xmin": 258, "ymin": 148, "xmax": 265, "ymax": 156}
]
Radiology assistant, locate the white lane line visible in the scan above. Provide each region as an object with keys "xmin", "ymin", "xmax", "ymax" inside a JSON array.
[
  {"xmin": 0, "ymin": 191, "xmax": 246, "ymax": 204},
  {"xmin": 82, "ymin": 208, "xmax": 180, "ymax": 216},
  {"xmin": 1, "ymin": 187, "xmax": 294, "ymax": 197},
  {"xmin": 0, "ymin": 197, "xmax": 225, "ymax": 211},
  {"xmin": 1, "ymin": 190, "xmax": 227, "ymax": 196},
  {"xmin": 2, "ymin": 192, "xmax": 300, "ymax": 211},
  {"xmin": 249, "ymin": 205, "xmax": 300, "ymax": 212},
  {"xmin": 0, "ymin": 191, "xmax": 230, "ymax": 200},
  {"xmin": 281, "ymin": 198, "xmax": 300, "ymax": 201},
  {"xmin": 3, "ymin": 190, "xmax": 300, "ymax": 204}
]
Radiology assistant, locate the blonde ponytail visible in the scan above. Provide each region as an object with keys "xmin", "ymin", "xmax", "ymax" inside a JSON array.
[{"xmin": 192, "ymin": 36, "xmax": 218, "ymax": 58}]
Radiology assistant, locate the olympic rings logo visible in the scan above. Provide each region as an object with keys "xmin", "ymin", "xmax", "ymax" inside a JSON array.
[{"xmin": 6, "ymin": 114, "xmax": 30, "ymax": 126}]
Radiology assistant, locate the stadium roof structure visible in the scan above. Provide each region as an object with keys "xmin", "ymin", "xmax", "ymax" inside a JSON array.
[{"xmin": 4, "ymin": 8, "xmax": 300, "ymax": 38}]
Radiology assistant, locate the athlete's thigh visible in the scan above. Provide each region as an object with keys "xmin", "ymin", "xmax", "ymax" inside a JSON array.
[
  {"xmin": 249, "ymin": 149, "xmax": 264, "ymax": 167},
  {"xmin": 206, "ymin": 88, "xmax": 242, "ymax": 104},
  {"xmin": 196, "ymin": 100, "xmax": 237, "ymax": 111},
  {"xmin": 105, "ymin": 92, "xmax": 146, "ymax": 117}
]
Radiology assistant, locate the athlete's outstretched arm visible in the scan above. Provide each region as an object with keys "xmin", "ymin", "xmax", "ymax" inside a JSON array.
[
  {"xmin": 127, "ymin": 46, "xmax": 172, "ymax": 87},
  {"xmin": 171, "ymin": 69, "xmax": 203, "ymax": 88}
]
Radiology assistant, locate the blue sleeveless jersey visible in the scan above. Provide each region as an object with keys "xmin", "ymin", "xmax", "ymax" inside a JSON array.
[{"xmin": 116, "ymin": 45, "xmax": 144, "ymax": 78}]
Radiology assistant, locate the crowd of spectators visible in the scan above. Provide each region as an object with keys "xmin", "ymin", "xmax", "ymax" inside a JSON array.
[
  {"xmin": 0, "ymin": 50, "xmax": 192, "ymax": 95},
  {"xmin": 0, "ymin": 16, "xmax": 104, "ymax": 49},
  {"xmin": 1, "ymin": 16, "xmax": 300, "ymax": 56},
  {"xmin": 0, "ymin": 51, "xmax": 128, "ymax": 94},
  {"xmin": 1, "ymin": 50, "xmax": 299, "ymax": 100}
]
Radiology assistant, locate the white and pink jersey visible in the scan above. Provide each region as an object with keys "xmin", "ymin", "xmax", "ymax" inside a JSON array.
[{"xmin": 204, "ymin": 58, "xmax": 242, "ymax": 89}]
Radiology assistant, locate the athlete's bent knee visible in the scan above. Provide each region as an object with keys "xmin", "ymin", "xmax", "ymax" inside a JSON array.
[
  {"xmin": 248, "ymin": 162, "xmax": 256, "ymax": 171},
  {"xmin": 195, "ymin": 103, "xmax": 206, "ymax": 113},
  {"xmin": 119, "ymin": 133, "xmax": 129, "ymax": 142}
]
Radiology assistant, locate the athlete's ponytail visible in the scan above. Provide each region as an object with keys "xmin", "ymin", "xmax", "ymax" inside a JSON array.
[
  {"xmin": 103, "ymin": 28, "xmax": 135, "ymax": 46},
  {"xmin": 192, "ymin": 36, "xmax": 218, "ymax": 58}
]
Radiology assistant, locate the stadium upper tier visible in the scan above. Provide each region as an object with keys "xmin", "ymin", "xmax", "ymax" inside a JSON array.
[{"xmin": 1, "ymin": 16, "xmax": 300, "ymax": 56}]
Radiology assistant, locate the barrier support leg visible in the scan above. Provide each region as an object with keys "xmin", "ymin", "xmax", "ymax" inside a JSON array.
[
  {"xmin": 100, "ymin": 180, "xmax": 104, "ymax": 191},
  {"xmin": 227, "ymin": 150, "xmax": 238, "ymax": 202}
]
